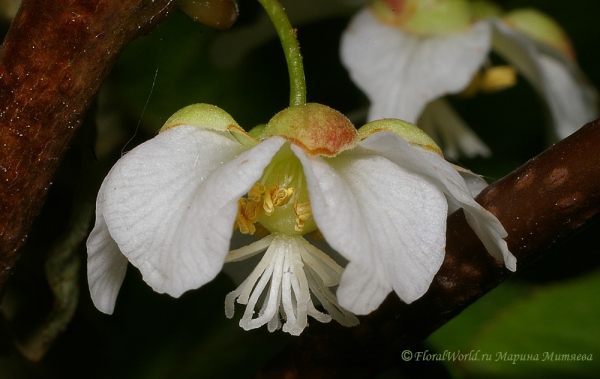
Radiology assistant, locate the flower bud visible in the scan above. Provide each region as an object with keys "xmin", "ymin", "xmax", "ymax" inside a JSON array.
[
  {"xmin": 262, "ymin": 103, "xmax": 359, "ymax": 157},
  {"xmin": 371, "ymin": 0, "xmax": 472, "ymax": 35}
]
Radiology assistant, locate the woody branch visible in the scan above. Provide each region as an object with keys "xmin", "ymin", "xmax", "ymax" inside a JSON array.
[{"xmin": 0, "ymin": 0, "xmax": 176, "ymax": 294}]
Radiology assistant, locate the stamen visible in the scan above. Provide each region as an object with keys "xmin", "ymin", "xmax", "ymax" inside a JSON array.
[
  {"xmin": 301, "ymin": 239, "xmax": 344, "ymax": 276},
  {"xmin": 280, "ymin": 247, "xmax": 300, "ymax": 333},
  {"xmin": 461, "ymin": 65, "xmax": 517, "ymax": 97},
  {"xmin": 263, "ymin": 185, "xmax": 277, "ymax": 215},
  {"xmin": 263, "ymin": 282, "xmax": 282, "ymax": 332},
  {"xmin": 282, "ymin": 238, "xmax": 309, "ymax": 334},
  {"xmin": 479, "ymin": 66, "xmax": 517, "ymax": 93},
  {"xmin": 225, "ymin": 234, "xmax": 358, "ymax": 335},
  {"xmin": 234, "ymin": 187, "xmax": 267, "ymax": 235},
  {"xmin": 224, "ymin": 277, "xmax": 246, "ymax": 318},
  {"xmin": 225, "ymin": 234, "xmax": 274, "ymax": 263},
  {"xmin": 294, "ymin": 201, "xmax": 313, "ymax": 232},
  {"xmin": 273, "ymin": 187, "xmax": 294, "ymax": 206},
  {"xmin": 236, "ymin": 178, "xmax": 307, "ymax": 235},
  {"xmin": 241, "ymin": 242, "xmax": 285, "ymax": 330},
  {"xmin": 266, "ymin": 300, "xmax": 281, "ymax": 332},
  {"xmin": 248, "ymin": 182, "xmax": 266, "ymax": 203},
  {"xmin": 244, "ymin": 199, "xmax": 263, "ymax": 223},
  {"xmin": 237, "ymin": 244, "xmax": 275, "ymax": 304},
  {"xmin": 235, "ymin": 198, "xmax": 255, "ymax": 235},
  {"xmin": 305, "ymin": 267, "xmax": 359, "ymax": 327},
  {"xmin": 298, "ymin": 239, "xmax": 342, "ymax": 287},
  {"xmin": 263, "ymin": 184, "xmax": 295, "ymax": 216},
  {"xmin": 307, "ymin": 300, "xmax": 332, "ymax": 323},
  {"xmin": 299, "ymin": 238, "xmax": 357, "ymax": 327}
]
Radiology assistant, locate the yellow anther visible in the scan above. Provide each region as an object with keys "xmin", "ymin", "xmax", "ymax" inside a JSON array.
[
  {"xmin": 294, "ymin": 202, "xmax": 312, "ymax": 220},
  {"xmin": 248, "ymin": 183, "xmax": 266, "ymax": 203},
  {"xmin": 263, "ymin": 185, "xmax": 294, "ymax": 215},
  {"xmin": 244, "ymin": 199, "xmax": 263, "ymax": 223},
  {"xmin": 461, "ymin": 65, "xmax": 517, "ymax": 97},
  {"xmin": 235, "ymin": 197, "xmax": 266, "ymax": 235},
  {"xmin": 235, "ymin": 198, "xmax": 256, "ymax": 235},
  {"xmin": 263, "ymin": 185, "xmax": 277, "ymax": 215},
  {"xmin": 294, "ymin": 201, "xmax": 313, "ymax": 233},
  {"xmin": 480, "ymin": 66, "xmax": 517, "ymax": 93},
  {"xmin": 235, "ymin": 181, "xmax": 301, "ymax": 235},
  {"xmin": 295, "ymin": 219, "xmax": 304, "ymax": 233},
  {"xmin": 273, "ymin": 187, "xmax": 294, "ymax": 206}
]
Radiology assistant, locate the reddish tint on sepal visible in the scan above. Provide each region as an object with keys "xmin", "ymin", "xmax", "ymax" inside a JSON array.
[
  {"xmin": 372, "ymin": 0, "xmax": 411, "ymax": 24},
  {"xmin": 262, "ymin": 103, "xmax": 359, "ymax": 157},
  {"xmin": 371, "ymin": 0, "xmax": 471, "ymax": 35}
]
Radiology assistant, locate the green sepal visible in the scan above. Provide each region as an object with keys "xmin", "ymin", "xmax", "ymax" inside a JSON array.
[
  {"xmin": 248, "ymin": 124, "xmax": 266, "ymax": 139},
  {"xmin": 470, "ymin": 0, "xmax": 503, "ymax": 21},
  {"xmin": 160, "ymin": 103, "xmax": 258, "ymax": 147},
  {"xmin": 262, "ymin": 103, "xmax": 359, "ymax": 157},
  {"xmin": 358, "ymin": 118, "xmax": 443, "ymax": 156},
  {"xmin": 371, "ymin": 0, "xmax": 472, "ymax": 35},
  {"xmin": 503, "ymin": 8, "xmax": 573, "ymax": 60}
]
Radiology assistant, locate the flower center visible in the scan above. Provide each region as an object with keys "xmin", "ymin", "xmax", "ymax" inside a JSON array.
[{"xmin": 235, "ymin": 144, "xmax": 317, "ymax": 236}]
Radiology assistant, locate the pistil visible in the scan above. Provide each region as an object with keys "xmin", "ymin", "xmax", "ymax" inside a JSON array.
[{"xmin": 224, "ymin": 234, "xmax": 359, "ymax": 335}]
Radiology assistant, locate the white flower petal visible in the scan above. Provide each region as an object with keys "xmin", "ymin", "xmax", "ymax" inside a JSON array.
[
  {"xmin": 536, "ymin": 54, "xmax": 598, "ymax": 138},
  {"xmin": 86, "ymin": 181, "xmax": 128, "ymax": 314},
  {"xmin": 447, "ymin": 165, "xmax": 489, "ymax": 213},
  {"xmin": 453, "ymin": 166, "xmax": 489, "ymax": 198},
  {"xmin": 492, "ymin": 21, "xmax": 598, "ymax": 139},
  {"xmin": 340, "ymin": 9, "xmax": 491, "ymax": 123},
  {"xmin": 292, "ymin": 145, "xmax": 448, "ymax": 315},
  {"xmin": 101, "ymin": 126, "xmax": 285, "ymax": 297},
  {"xmin": 419, "ymin": 99, "xmax": 492, "ymax": 159},
  {"xmin": 336, "ymin": 263, "xmax": 391, "ymax": 316},
  {"xmin": 491, "ymin": 21, "xmax": 539, "ymax": 84},
  {"xmin": 359, "ymin": 132, "xmax": 516, "ymax": 271}
]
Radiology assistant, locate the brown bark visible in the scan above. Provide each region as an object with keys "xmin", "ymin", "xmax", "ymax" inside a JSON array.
[
  {"xmin": 255, "ymin": 118, "xmax": 600, "ymax": 378},
  {"xmin": 0, "ymin": 0, "xmax": 176, "ymax": 293}
]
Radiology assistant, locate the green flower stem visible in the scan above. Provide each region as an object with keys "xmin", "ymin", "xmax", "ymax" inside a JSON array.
[{"xmin": 257, "ymin": 0, "xmax": 306, "ymax": 107}]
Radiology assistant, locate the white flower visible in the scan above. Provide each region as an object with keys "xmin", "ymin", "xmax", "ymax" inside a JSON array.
[
  {"xmin": 340, "ymin": 1, "xmax": 598, "ymax": 158},
  {"xmin": 87, "ymin": 103, "xmax": 515, "ymax": 335}
]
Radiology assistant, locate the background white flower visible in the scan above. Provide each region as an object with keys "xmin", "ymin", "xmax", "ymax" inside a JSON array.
[{"xmin": 340, "ymin": 5, "xmax": 598, "ymax": 158}]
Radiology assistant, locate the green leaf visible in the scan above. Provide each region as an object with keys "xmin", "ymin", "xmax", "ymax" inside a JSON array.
[{"xmin": 427, "ymin": 272, "xmax": 600, "ymax": 378}]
